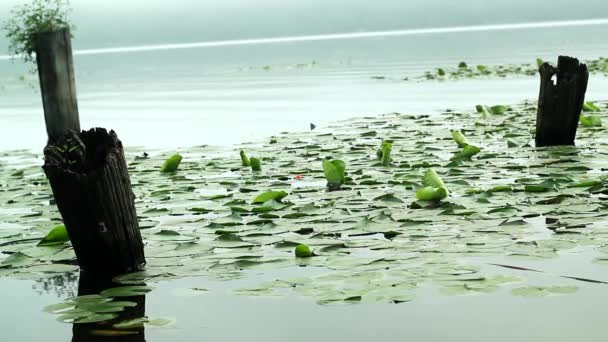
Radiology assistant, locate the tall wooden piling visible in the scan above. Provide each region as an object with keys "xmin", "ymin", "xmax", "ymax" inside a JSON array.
[
  {"xmin": 35, "ymin": 28, "xmax": 80, "ymax": 142},
  {"xmin": 535, "ymin": 56, "xmax": 589, "ymax": 147}
]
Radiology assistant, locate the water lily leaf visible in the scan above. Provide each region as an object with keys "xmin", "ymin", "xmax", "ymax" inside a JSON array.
[
  {"xmin": 373, "ymin": 194, "xmax": 404, "ymax": 203},
  {"xmin": 252, "ymin": 191, "xmax": 288, "ymax": 204},
  {"xmin": 415, "ymin": 186, "xmax": 447, "ymax": 201},
  {"xmin": 240, "ymin": 150, "xmax": 250, "ymax": 166},
  {"xmin": 451, "ymin": 145, "xmax": 481, "ymax": 161},
  {"xmin": 476, "ymin": 105, "xmax": 491, "ymax": 117},
  {"xmin": 0, "ymin": 252, "xmax": 35, "ymax": 268},
  {"xmin": 78, "ymin": 301, "xmax": 138, "ymax": 313},
  {"xmin": 378, "ymin": 141, "xmax": 393, "ymax": 166},
  {"xmin": 511, "ymin": 285, "xmax": 578, "ymax": 297},
  {"xmin": 44, "ymin": 303, "xmax": 75, "ymax": 313},
  {"xmin": 524, "ymin": 184, "xmax": 553, "ymax": 193},
  {"xmin": 148, "ymin": 317, "xmax": 177, "ymax": 327},
  {"xmin": 160, "ymin": 154, "xmax": 182, "ymax": 173},
  {"xmin": 580, "ymin": 115, "xmax": 602, "ymax": 127},
  {"xmin": 422, "ymin": 169, "xmax": 448, "ymax": 191},
  {"xmin": 489, "ymin": 105, "xmax": 509, "ymax": 115},
  {"xmin": 101, "ymin": 286, "xmax": 154, "ymax": 298},
  {"xmin": 295, "ymin": 244, "xmax": 313, "ymax": 258},
  {"xmin": 583, "ymin": 101, "xmax": 601, "ymax": 112},
  {"xmin": 416, "ymin": 169, "xmax": 449, "ymax": 201},
  {"xmin": 113, "ymin": 317, "xmax": 148, "ymax": 329},
  {"xmin": 323, "ymin": 159, "xmax": 346, "ymax": 190},
  {"xmin": 250, "ymin": 158, "xmax": 261, "ymax": 171},
  {"xmin": 38, "ymin": 224, "xmax": 69, "ymax": 246},
  {"xmin": 68, "ymin": 295, "xmax": 110, "ymax": 304},
  {"xmin": 149, "ymin": 230, "xmax": 196, "ymax": 242},
  {"xmin": 73, "ymin": 314, "xmax": 119, "ymax": 324},
  {"xmin": 451, "ymin": 131, "xmax": 469, "ymax": 147}
]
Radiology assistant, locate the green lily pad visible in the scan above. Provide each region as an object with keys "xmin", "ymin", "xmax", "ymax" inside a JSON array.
[
  {"xmin": 160, "ymin": 154, "xmax": 182, "ymax": 173},
  {"xmin": 101, "ymin": 286, "xmax": 154, "ymax": 298},
  {"xmin": 252, "ymin": 191, "xmax": 288, "ymax": 204},
  {"xmin": 38, "ymin": 224, "xmax": 69, "ymax": 246}
]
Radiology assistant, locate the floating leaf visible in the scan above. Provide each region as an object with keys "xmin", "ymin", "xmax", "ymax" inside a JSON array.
[
  {"xmin": 475, "ymin": 105, "xmax": 490, "ymax": 117},
  {"xmin": 378, "ymin": 141, "xmax": 393, "ymax": 166},
  {"xmin": 489, "ymin": 105, "xmax": 509, "ymax": 115},
  {"xmin": 373, "ymin": 194, "xmax": 404, "ymax": 203},
  {"xmin": 160, "ymin": 154, "xmax": 182, "ymax": 173},
  {"xmin": 511, "ymin": 285, "xmax": 578, "ymax": 297},
  {"xmin": 416, "ymin": 186, "xmax": 448, "ymax": 201},
  {"xmin": 295, "ymin": 244, "xmax": 313, "ymax": 258},
  {"xmin": 147, "ymin": 317, "xmax": 176, "ymax": 327},
  {"xmin": 250, "ymin": 157, "xmax": 261, "ymax": 171},
  {"xmin": 580, "ymin": 115, "xmax": 602, "ymax": 127},
  {"xmin": 71, "ymin": 314, "xmax": 118, "ymax": 324},
  {"xmin": 101, "ymin": 286, "xmax": 154, "ymax": 298},
  {"xmin": 451, "ymin": 145, "xmax": 481, "ymax": 161},
  {"xmin": 252, "ymin": 191, "xmax": 288, "ymax": 204},
  {"xmin": 451, "ymin": 131, "xmax": 469, "ymax": 147},
  {"xmin": 240, "ymin": 150, "xmax": 250, "ymax": 166},
  {"xmin": 416, "ymin": 169, "xmax": 449, "ymax": 201},
  {"xmin": 323, "ymin": 159, "xmax": 346, "ymax": 190},
  {"xmin": 0, "ymin": 252, "xmax": 35, "ymax": 268},
  {"xmin": 583, "ymin": 101, "xmax": 601, "ymax": 112},
  {"xmin": 38, "ymin": 224, "xmax": 69, "ymax": 246}
]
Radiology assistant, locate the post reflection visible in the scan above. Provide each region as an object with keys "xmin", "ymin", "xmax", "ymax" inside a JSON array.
[{"xmin": 71, "ymin": 272, "xmax": 147, "ymax": 342}]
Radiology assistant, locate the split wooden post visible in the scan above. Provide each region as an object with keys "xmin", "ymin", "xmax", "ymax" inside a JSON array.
[
  {"xmin": 35, "ymin": 29, "xmax": 145, "ymax": 275},
  {"xmin": 43, "ymin": 128, "xmax": 145, "ymax": 275},
  {"xmin": 35, "ymin": 28, "xmax": 80, "ymax": 142},
  {"xmin": 535, "ymin": 56, "xmax": 589, "ymax": 147}
]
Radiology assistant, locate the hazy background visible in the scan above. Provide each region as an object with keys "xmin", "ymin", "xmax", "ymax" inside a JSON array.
[
  {"xmin": 1, "ymin": 0, "xmax": 608, "ymax": 151},
  {"xmin": 1, "ymin": 0, "xmax": 608, "ymax": 50}
]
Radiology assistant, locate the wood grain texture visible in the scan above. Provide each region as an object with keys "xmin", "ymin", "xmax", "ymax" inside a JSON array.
[
  {"xmin": 44, "ymin": 128, "xmax": 145, "ymax": 275},
  {"xmin": 535, "ymin": 56, "xmax": 589, "ymax": 147},
  {"xmin": 35, "ymin": 28, "xmax": 80, "ymax": 143}
]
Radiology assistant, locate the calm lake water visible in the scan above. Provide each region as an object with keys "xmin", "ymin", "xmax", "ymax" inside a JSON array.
[
  {"xmin": 4, "ymin": 253, "xmax": 608, "ymax": 342},
  {"xmin": 2, "ymin": 1, "xmax": 608, "ymax": 341},
  {"xmin": 1, "ymin": 1, "xmax": 608, "ymax": 151}
]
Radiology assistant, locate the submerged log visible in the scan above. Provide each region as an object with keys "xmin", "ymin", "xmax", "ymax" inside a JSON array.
[
  {"xmin": 535, "ymin": 56, "xmax": 589, "ymax": 147},
  {"xmin": 43, "ymin": 128, "xmax": 145, "ymax": 275}
]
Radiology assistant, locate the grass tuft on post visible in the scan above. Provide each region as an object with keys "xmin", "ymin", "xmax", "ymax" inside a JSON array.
[
  {"xmin": 3, "ymin": 0, "xmax": 79, "ymax": 142},
  {"xmin": 3, "ymin": 0, "xmax": 74, "ymax": 67}
]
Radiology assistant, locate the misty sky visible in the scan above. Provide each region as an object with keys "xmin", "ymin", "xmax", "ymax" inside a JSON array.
[{"xmin": 1, "ymin": 0, "xmax": 608, "ymax": 50}]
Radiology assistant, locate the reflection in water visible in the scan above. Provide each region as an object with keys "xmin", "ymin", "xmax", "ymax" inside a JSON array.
[
  {"xmin": 71, "ymin": 272, "xmax": 147, "ymax": 342},
  {"xmin": 32, "ymin": 272, "xmax": 79, "ymax": 298}
]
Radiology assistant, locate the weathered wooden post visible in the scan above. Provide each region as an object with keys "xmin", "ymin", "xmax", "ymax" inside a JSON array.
[
  {"xmin": 34, "ymin": 28, "xmax": 145, "ymax": 275},
  {"xmin": 535, "ymin": 56, "xmax": 589, "ymax": 147},
  {"xmin": 35, "ymin": 28, "xmax": 80, "ymax": 142},
  {"xmin": 44, "ymin": 129, "xmax": 145, "ymax": 274}
]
